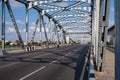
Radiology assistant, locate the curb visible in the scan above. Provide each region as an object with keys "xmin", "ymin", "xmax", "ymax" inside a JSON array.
[{"xmin": 89, "ymin": 53, "xmax": 96, "ymax": 80}]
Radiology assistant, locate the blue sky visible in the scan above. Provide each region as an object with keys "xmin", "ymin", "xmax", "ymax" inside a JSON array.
[{"xmin": 0, "ymin": 0, "xmax": 114, "ymax": 41}]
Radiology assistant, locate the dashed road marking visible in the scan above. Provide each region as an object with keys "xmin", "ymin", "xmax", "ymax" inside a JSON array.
[{"xmin": 19, "ymin": 66, "xmax": 46, "ymax": 80}]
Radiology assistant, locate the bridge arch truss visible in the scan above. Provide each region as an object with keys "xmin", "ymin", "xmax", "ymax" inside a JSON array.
[{"xmin": 1, "ymin": 0, "xmax": 111, "ymax": 73}]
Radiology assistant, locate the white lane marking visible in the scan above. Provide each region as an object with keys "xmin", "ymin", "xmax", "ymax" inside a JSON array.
[
  {"xmin": 49, "ymin": 60, "xmax": 57, "ymax": 64},
  {"xmin": 19, "ymin": 66, "xmax": 46, "ymax": 80},
  {"xmin": 0, "ymin": 62, "xmax": 19, "ymax": 69},
  {"xmin": 0, "ymin": 53, "xmax": 51, "ymax": 69}
]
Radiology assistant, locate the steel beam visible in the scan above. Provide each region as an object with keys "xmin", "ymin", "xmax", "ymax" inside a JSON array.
[
  {"xmin": 40, "ymin": 14, "xmax": 49, "ymax": 48},
  {"xmin": 48, "ymin": 19, "xmax": 52, "ymax": 44},
  {"xmin": 6, "ymin": 1, "xmax": 24, "ymax": 49},
  {"xmin": 25, "ymin": 4, "xmax": 29, "ymax": 45},
  {"xmin": 50, "ymin": 1, "xmax": 83, "ymax": 16},
  {"xmin": 31, "ymin": 17, "xmax": 39, "ymax": 43},
  {"xmin": 101, "ymin": 0, "xmax": 110, "ymax": 71},
  {"xmin": 65, "ymin": 32, "xmax": 90, "ymax": 35},
  {"xmin": 1, "ymin": 0, "xmax": 6, "ymax": 53},
  {"xmin": 97, "ymin": 0, "xmax": 104, "ymax": 71},
  {"xmin": 92, "ymin": 0, "xmax": 100, "ymax": 67},
  {"xmin": 39, "ymin": 12, "xmax": 42, "ymax": 43},
  {"xmin": 16, "ymin": 0, "xmax": 63, "ymax": 30}
]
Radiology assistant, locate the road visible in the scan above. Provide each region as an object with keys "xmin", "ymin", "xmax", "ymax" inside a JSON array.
[{"xmin": 0, "ymin": 44, "xmax": 89, "ymax": 80}]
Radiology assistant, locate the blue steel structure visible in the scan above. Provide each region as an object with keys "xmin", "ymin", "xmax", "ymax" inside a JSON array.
[{"xmin": 1, "ymin": 0, "xmax": 115, "ymax": 79}]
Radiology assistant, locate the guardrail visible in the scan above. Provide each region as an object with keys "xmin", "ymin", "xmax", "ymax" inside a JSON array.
[
  {"xmin": 79, "ymin": 46, "xmax": 96, "ymax": 80},
  {"xmin": 88, "ymin": 52, "xmax": 95, "ymax": 80}
]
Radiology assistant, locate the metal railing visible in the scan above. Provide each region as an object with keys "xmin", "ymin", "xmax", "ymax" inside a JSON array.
[{"xmin": 79, "ymin": 45, "xmax": 96, "ymax": 80}]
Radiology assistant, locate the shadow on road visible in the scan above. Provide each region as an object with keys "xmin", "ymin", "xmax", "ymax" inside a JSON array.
[{"xmin": 0, "ymin": 44, "xmax": 89, "ymax": 80}]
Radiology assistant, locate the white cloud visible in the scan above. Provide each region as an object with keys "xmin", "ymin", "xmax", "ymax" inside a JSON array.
[
  {"xmin": 3, "ymin": 20, "xmax": 24, "ymax": 27},
  {"xmin": 6, "ymin": 27, "xmax": 16, "ymax": 33},
  {"xmin": 6, "ymin": 27, "xmax": 25, "ymax": 33},
  {"xmin": 16, "ymin": 20, "xmax": 25, "ymax": 25},
  {"xmin": 109, "ymin": 20, "xmax": 114, "ymax": 27},
  {"xmin": 10, "ymin": 0, "xmax": 24, "ymax": 8},
  {"xmin": 6, "ymin": 21, "xmax": 13, "ymax": 26},
  {"xmin": 29, "ymin": 22, "xmax": 49, "ymax": 32},
  {"xmin": 29, "ymin": 26, "xmax": 49, "ymax": 32}
]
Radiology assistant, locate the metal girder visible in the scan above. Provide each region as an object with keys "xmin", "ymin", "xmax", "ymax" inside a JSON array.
[
  {"xmin": 6, "ymin": 0, "xmax": 24, "ymax": 49},
  {"xmin": 59, "ymin": 20, "xmax": 91, "ymax": 24},
  {"xmin": 92, "ymin": 0, "xmax": 110, "ymax": 72},
  {"xmin": 1, "ymin": 0, "xmax": 6, "ymax": 51},
  {"xmin": 40, "ymin": 14, "xmax": 49, "ymax": 48},
  {"xmin": 64, "ymin": 26, "xmax": 90, "ymax": 30},
  {"xmin": 53, "ymin": 14, "xmax": 89, "ymax": 19},
  {"xmin": 44, "ymin": 6, "xmax": 91, "ymax": 13},
  {"xmin": 27, "ymin": 2, "xmax": 62, "ymax": 9},
  {"xmin": 31, "ymin": 17, "xmax": 39, "ymax": 43},
  {"xmin": 61, "ymin": 21, "xmax": 91, "ymax": 27},
  {"xmin": 25, "ymin": 4, "xmax": 29, "ymax": 45},
  {"xmin": 97, "ymin": 0, "xmax": 104, "ymax": 71},
  {"xmin": 55, "ymin": 15, "xmax": 90, "ymax": 22},
  {"xmin": 69, "ymin": 9, "xmax": 91, "ymax": 15},
  {"xmin": 50, "ymin": 1, "xmax": 84, "ymax": 16},
  {"xmin": 92, "ymin": 0, "xmax": 100, "ymax": 69},
  {"xmin": 16, "ymin": 0, "xmax": 63, "ymax": 30},
  {"xmin": 100, "ymin": 0, "xmax": 110, "ymax": 71},
  {"xmin": 26, "ymin": 0, "xmax": 91, "ymax": 4},
  {"xmin": 65, "ymin": 32, "xmax": 90, "ymax": 35}
]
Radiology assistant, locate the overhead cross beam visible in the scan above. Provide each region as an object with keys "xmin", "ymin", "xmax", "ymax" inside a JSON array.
[
  {"xmin": 65, "ymin": 32, "xmax": 90, "ymax": 35},
  {"xmin": 16, "ymin": 0, "xmax": 63, "ymax": 30}
]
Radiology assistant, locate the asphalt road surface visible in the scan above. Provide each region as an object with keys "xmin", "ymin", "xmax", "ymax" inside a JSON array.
[{"xmin": 0, "ymin": 44, "xmax": 89, "ymax": 80}]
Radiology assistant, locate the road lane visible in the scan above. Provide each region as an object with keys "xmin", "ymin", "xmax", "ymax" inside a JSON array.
[{"xmin": 0, "ymin": 44, "xmax": 89, "ymax": 80}]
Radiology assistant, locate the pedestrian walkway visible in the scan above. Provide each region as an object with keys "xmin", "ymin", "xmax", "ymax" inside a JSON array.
[{"xmin": 95, "ymin": 50, "xmax": 115, "ymax": 80}]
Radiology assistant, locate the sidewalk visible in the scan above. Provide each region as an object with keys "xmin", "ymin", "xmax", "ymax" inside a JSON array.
[{"xmin": 95, "ymin": 50, "xmax": 115, "ymax": 80}]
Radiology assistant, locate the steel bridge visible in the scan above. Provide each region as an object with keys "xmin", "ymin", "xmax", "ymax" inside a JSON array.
[{"xmin": 0, "ymin": 0, "xmax": 119, "ymax": 80}]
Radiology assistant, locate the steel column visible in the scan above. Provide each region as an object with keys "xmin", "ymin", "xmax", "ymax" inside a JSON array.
[
  {"xmin": 31, "ymin": 17, "xmax": 39, "ymax": 42},
  {"xmin": 115, "ymin": 0, "xmax": 120, "ymax": 79},
  {"xmin": 48, "ymin": 19, "xmax": 52, "ymax": 44},
  {"xmin": 93, "ymin": 0, "xmax": 100, "ymax": 66},
  {"xmin": 41, "ymin": 15, "xmax": 49, "ymax": 48},
  {"xmin": 97, "ymin": 0, "xmax": 104, "ymax": 71},
  {"xmin": 1, "ymin": 0, "xmax": 6, "ymax": 53},
  {"xmin": 25, "ymin": 4, "xmax": 29, "ymax": 45},
  {"xmin": 6, "ymin": 1, "xmax": 24, "ymax": 49},
  {"xmin": 101, "ymin": 0, "xmax": 110, "ymax": 72},
  {"xmin": 56, "ymin": 26, "xmax": 60, "ymax": 45},
  {"xmin": 39, "ymin": 12, "xmax": 42, "ymax": 44}
]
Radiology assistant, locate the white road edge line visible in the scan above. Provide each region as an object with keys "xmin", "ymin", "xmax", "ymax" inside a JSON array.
[
  {"xmin": 19, "ymin": 66, "xmax": 46, "ymax": 80},
  {"xmin": 49, "ymin": 60, "xmax": 57, "ymax": 64}
]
